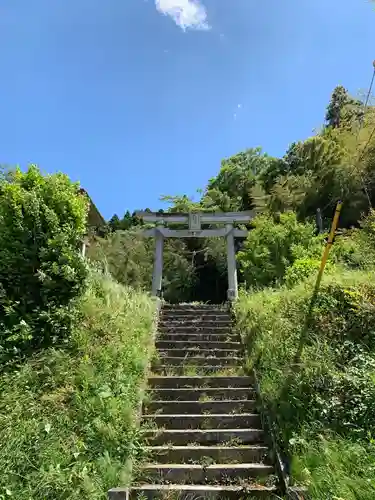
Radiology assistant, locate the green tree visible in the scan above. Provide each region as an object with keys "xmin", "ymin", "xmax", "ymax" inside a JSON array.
[
  {"xmin": 88, "ymin": 229, "xmax": 195, "ymax": 303},
  {"xmin": 325, "ymin": 85, "xmax": 363, "ymax": 129},
  {"xmin": 0, "ymin": 165, "xmax": 89, "ymax": 354},
  {"xmin": 108, "ymin": 214, "xmax": 121, "ymax": 232},
  {"xmin": 204, "ymin": 148, "xmax": 276, "ymax": 211},
  {"xmin": 237, "ymin": 212, "xmax": 320, "ymax": 288}
]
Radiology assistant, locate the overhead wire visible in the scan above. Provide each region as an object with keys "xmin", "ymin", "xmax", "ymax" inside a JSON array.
[{"xmin": 349, "ymin": 62, "xmax": 375, "ymax": 208}]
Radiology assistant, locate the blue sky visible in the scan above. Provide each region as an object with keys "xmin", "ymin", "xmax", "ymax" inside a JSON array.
[{"xmin": 1, "ymin": 0, "xmax": 374, "ymax": 219}]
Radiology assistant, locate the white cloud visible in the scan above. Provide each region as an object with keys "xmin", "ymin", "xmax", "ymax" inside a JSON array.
[{"xmin": 155, "ymin": 0, "xmax": 210, "ymax": 31}]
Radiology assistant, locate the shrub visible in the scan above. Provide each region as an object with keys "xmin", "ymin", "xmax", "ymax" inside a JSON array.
[
  {"xmin": 0, "ymin": 165, "xmax": 89, "ymax": 356},
  {"xmin": 88, "ymin": 230, "xmax": 195, "ymax": 303},
  {"xmin": 284, "ymin": 257, "xmax": 322, "ymax": 288},
  {"xmin": 237, "ymin": 212, "xmax": 321, "ymax": 288}
]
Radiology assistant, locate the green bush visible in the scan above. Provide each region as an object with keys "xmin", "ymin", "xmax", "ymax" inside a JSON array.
[
  {"xmin": 284, "ymin": 257, "xmax": 322, "ymax": 288},
  {"xmin": 88, "ymin": 230, "xmax": 195, "ymax": 303},
  {"xmin": 0, "ymin": 165, "xmax": 89, "ymax": 355},
  {"xmin": 235, "ymin": 270, "xmax": 375, "ymax": 498},
  {"xmin": 0, "ymin": 270, "xmax": 156, "ymax": 500},
  {"xmin": 237, "ymin": 212, "xmax": 321, "ymax": 288}
]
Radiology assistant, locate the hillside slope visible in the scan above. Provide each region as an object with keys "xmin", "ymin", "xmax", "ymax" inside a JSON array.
[
  {"xmin": 235, "ymin": 269, "xmax": 375, "ymax": 499},
  {"xmin": 0, "ymin": 271, "xmax": 156, "ymax": 500}
]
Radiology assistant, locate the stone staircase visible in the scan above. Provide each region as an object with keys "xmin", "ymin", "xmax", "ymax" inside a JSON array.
[{"xmin": 109, "ymin": 304, "xmax": 279, "ymax": 499}]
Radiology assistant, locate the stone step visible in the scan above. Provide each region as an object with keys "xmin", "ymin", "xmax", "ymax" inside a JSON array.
[
  {"xmin": 157, "ymin": 356, "xmax": 243, "ymax": 366},
  {"xmin": 146, "ymin": 428, "xmax": 264, "ymax": 446},
  {"xmin": 159, "ymin": 319, "xmax": 231, "ymax": 327},
  {"xmin": 158, "ymin": 332, "xmax": 240, "ymax": 342},
  {"xmin": 144, "ymin": 445, "xmax": 270, "ymax": 464},
  {"xmin": 143, "ymin": 413, "xmax": 261, "ymax": 430},
  {"xmin": 145, "ymin": 399, "xmax": 257, "ymax": 414},
  {"xmin": 159, "ymin": 326, "xmax": 231, "ymax": 333},
  {"xmin": 111, "ymin": 484, "xmax": 278, "ymax": 499},
  {"xmin": 162, "ymin": 312, "xmax": 230, "ymax": 319},
  {"xmin": 149, "ymin": 387, "xmax": 254, "ymax": 401},
  {"xmin": 152, "ymin": 365, "xmax": 243, "ymax": 375},
  {"xmin": 148, "ymin": 376, "xmax": 254, "ymax": 389},
  {"xmin": 162, "ymin": 304, "xmax": 228, "ymax": 311},
  {"xmin": 158, "ymin": 348, "xmax": 242, "ymax": 358},
  {"xmin": 139, "ymin": 463, "xmax": 274, "ymax": 484},
  {"xmin": 156, "ymin": 341, "xmax": 241, "ymax": 351}
]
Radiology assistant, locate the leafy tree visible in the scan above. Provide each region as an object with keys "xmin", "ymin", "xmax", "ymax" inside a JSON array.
[
  {"xmin": 160, "ymin": 194, "xmax": 201, "ymax": 213},
  {"xmin": 204, "ymin": 148, "xmax": 276, "ymax": 211},
  {"xmin": 88, "ymin": 229, "xmax": 195, "ymax": 303},
  {"xmin": 108, "ymin": 214, "xmax": 121, "ymax": 232},
  {"xmin": 0, "ymin": 165, "xmax": 89, "ymax": 354},
  {"xmin": 237, "ymin": 212, "xmax": 320, "ymax": 288},
  {"xmin": 325, "ymin": 85, "xmax": 363, "ymax": 129}
]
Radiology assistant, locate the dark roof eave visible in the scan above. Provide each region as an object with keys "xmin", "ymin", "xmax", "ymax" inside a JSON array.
[{"xmin": 79, "ymin": 188, "xmax": 106, "ymax": 228}]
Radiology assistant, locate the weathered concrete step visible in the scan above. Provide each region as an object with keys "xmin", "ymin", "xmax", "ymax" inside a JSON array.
[
  {"xmin": 145, "ymin": 445, "xmax": 270, "ymax": 464},
  {"xmin": 146, "ymin": 428, "xmax": 264, "ymax": 445},
  {"xmin": 149, "ymin": 387, "xmax": 254, "ymax": 401},
  {"xmin": 139, "ymin": 463, "xmax": 274, "ymax": 483},
  {"xmin": 112, "ymin": 484, "xmax": 278, "ymax": 499},
  {"xmin": 162, "ymin": 311, "xmax": 230, "ymax": 319},
  {"xmin": 148, "ymin": 376, "xmax": 253, "ymax": 389},
  {"xmin": 156, "ymin": 341, "xmax": 241, "ymax": 351},
  {"xmin": 145, "ymin": 399, "xmax": 257, "ymax": 414},
  {"xmin": 159, "ymin": 326, "xmax": 231, "ymax": 333},
  {"xmin": 158, "ymin": 356, "xmax": 243, "ymax": 366},
  {"xmin": 158, "ymin": 333, "xmax": 240, "ymax": 342},
  {"xmin": 153, "ymin": 366, "xmax": 243, "ymax": 375},
  {"xmin": 143, "ymin": 413, "xmax": 261, "ymax": 430},
  {"xmin": 159, "ymin": 319, "xmax": 231, "ymax": 326},
  {"xmin": 152, "ymin": 365, "xmax": 243, "ymax": 375},
  {"xmin": 158, "ymin": 348, "xmax": 242, "ymax": 358},
  {"xmin": 162, "ymin": 304, "xmax": 228, "ymax": 311}
]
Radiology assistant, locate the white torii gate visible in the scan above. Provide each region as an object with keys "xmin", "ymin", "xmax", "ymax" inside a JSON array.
[{"xmin": 136, "ymin": 211, "xmax": 254, "ymax": 301}]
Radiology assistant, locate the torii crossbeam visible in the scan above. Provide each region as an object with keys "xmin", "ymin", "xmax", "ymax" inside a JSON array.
[{"xmin": 136, "ymin": 211, "xmax": 254, "ymax": 301}]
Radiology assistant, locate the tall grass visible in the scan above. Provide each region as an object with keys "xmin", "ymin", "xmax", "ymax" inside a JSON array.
[
  {"xmin": 235, "ymin": 269, "xmax": 375, "ymax": 499},
  {"xmin": 0, "ymin": 270, "xmax": 156, "ymax": 500}
]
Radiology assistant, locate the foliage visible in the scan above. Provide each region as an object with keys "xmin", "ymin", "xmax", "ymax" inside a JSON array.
[
  {"xmin": 284, "ymin": 257, "xmax": 322, "ymax": 288},
  {"xmin": 108, "ymin": 211, "xmax": 146, "ymax": 232},
  {"xmin": 88, "ymin": 230, "xmax": 154, "ymax": 291},
  {"xmin": 235, "ymin": 269, "xmax": 375, "ymax": 498},
  {"xmin": 325, "ymin": 85, "xmax": 363, "ymax": 129},
  {"xmin": 0, "ymin": 165, "xmax": 89, "ymax": 356},
  {"xmin": 237, "ymin": 212, "xmax": 321, "ymax": 288},
  {"xmin": 291, "ymin": 436, "xmax": 375, "ymax": 500},
  {"xmin": 331, "ymin": 211, "xmax": 375, "ymax": 269},
  {"xmin": 202, "ymin": 147, "xmax": 278, "ymax": 212},
  {"xmin": 0, "ymin": 270, "xmax": 156, "ymax": 500},
  {"xmin": 88, "ymin": 230, "xmax": 195, "ymax": 303}
]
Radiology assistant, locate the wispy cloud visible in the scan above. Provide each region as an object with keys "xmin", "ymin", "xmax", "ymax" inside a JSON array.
[{"xmin": 155, "ymin": 0, "xmax": 210, "ymax": 31}]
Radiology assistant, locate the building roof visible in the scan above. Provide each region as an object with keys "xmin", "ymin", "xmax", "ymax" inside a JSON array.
[{"xmin": 79, "ymin": 188, "xmax": 105, "ymax": 227}]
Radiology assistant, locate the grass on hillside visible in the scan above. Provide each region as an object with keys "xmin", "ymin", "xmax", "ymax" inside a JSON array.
[
  {"xmin": 0, "ymin": 270, "xmax": 156, "ymax": 500},
  {"xmin": 235, "ymin": 269, "xmax": 375, "ymax": 500}
]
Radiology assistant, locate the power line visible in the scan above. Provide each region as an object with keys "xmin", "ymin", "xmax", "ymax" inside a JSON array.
[
  {"xmin": 350, "ymin": 62, "xmax": 375, "ymax": 208},
  {"xmin": 363, "ymin": 63, "xmax": 375, "ymax": 111}
]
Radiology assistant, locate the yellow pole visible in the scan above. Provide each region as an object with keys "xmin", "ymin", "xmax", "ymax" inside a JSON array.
[
  {"xmin": 294, "ymin": 201, "xmax": 342, "ymax": 364},
  {"xmin": 314, "ymin": 201, "xmax": 342, "ymax": 291}
]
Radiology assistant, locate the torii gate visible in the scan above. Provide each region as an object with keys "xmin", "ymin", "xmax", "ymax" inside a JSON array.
[{"xmin": 136, "ymin": 211, "xmax": 254, "ymax": 301}]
